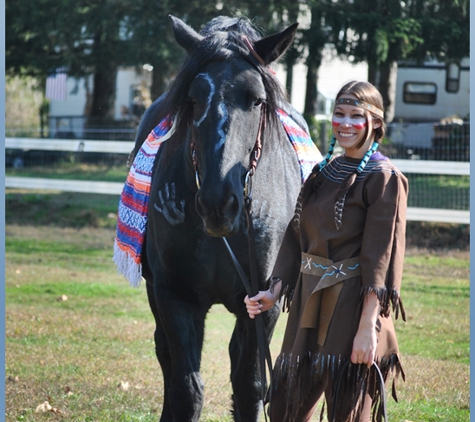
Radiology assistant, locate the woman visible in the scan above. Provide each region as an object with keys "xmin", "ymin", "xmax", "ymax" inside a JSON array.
[{"xmin": 245, "ymin": 81, "xmax": 408, "ymax": 422}]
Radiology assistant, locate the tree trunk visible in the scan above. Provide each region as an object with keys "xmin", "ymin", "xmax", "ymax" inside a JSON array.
[
  {"xmin": 378, "ymin": 60, "xmax": 398, "ymax": 123},
  {"xmin": 151, "ymin": 62, "xmax": 170, "ymax": 102},
  {"xmin": 90, "ymin": 65, "xmax": 118, "ymax": 120},
  {"xmin": 367, "ymin": 61, "xmax": 379, "ymax": 87},
  {"xmin": 285, "ymin": 58, "xmax": 294, "ymax": 100},
  {"xmin": 304, "ymin": 62, "xmax": 318, "ymax": 116}
]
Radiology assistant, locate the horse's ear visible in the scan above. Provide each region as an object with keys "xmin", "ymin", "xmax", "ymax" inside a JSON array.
[
  {"xmin": 253, "ymin": 23, "xmax": 299, "ymax": 65},
  {"xmin": 169, "ymin": 15, "xmax": 204, "ymax": 55}
]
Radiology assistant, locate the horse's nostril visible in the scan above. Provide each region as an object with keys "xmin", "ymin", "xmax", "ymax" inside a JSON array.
[
  {"xmin": 196, "ymin": 192, "xmax": 237, "ymax": 220},
  {"xmin": 222, "ymin": 195, "xmax": 236, "ymax": 214},
  {"xmin": 195, "ymin": 193, "xmax": 209, "ymax": 216}
]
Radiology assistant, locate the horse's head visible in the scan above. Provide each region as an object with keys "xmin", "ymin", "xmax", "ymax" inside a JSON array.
[{"xmin": 167, "ymin": 15, "xmax": 298, "ymax": 237}]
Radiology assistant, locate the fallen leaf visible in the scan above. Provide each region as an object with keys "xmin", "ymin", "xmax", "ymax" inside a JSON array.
[
  {"xmin": 35, "ymin": 401, "xmax": 52, "ymax": 413},
  {"xmin": 118, "ymin": 381, "xmax": 129, "ymax": 391},
  {"xmin": 35, "ymin": 401, "xmax": 63, "ymax": 414},
  {"xmin": 57, "ymin": 294, "xmax": 68, "ymax": 302}
]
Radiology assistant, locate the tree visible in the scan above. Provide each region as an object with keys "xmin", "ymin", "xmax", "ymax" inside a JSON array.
[
  {"xmin": 6, "ymin": 0, "xmax": 315, "ymax": 122},
  {"xmin": 126, "ymin": 0, "xmax": 306, "ymax": 101},
  {"xmin": 323, "ymin": 0, "xmax": 468, "ymax": 123},
  {"xmin": 75, "ymin": 0, "xmax": 137, "ymax": 120},
  {"xmin": 327, "ymin": 0, "xmax": 423, "ymax": 122},
  {"xmin": 301, "ymin": 2, "xmax": 330, "ymax": 117},
  {"xmin": 240, "ymin": 0, "xmax": 304, "ymax": 98},
  {"xmin": 126, "ymin": 0, "xmax": 222, "ymax": 101},
  {"xmin": 6, "ymin": 0, "xmax": 138, "ymax": 120},
  {"xmin": 407, "ymin": 0, "xmax": 469, "ymax": 63}
]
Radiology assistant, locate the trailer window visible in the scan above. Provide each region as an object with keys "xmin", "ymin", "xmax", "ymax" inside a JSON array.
[
  {"xmin": 446, "ymin": 62, "xmax": 460, "ymax": 93},
  {"xmin": 403, "ymin": 82, "xmax": 437, "ymax": 105}
]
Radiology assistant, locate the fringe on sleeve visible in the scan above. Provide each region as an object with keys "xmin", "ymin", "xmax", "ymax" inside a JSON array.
[{"xmin": 360, "ymin": 286, "xmax": 406, "ymax": 321}]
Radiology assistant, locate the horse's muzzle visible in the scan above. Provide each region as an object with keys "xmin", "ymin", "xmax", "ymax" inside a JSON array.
[{"xmin": 196, "ymin": 193, "xmax": 241, "ymax": 237}]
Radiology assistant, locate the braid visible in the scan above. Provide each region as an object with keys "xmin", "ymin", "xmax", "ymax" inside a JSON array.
[
  {"xmin": 292, "ymin": 135, "xmax": 337, "ymax": 229},
  {"xmin": 334, "ymin": 142, "xmax": 379, "ymax": 230}
]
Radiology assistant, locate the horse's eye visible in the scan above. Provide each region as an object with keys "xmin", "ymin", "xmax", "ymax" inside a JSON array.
[{"xmin": 253, "ymin": 98, "xmax": 264, "ymax": 108}]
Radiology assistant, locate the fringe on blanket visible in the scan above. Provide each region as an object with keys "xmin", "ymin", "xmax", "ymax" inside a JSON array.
[{"xmin": 113, "ymin": 240, "xmax": 143, "ymax": 287}]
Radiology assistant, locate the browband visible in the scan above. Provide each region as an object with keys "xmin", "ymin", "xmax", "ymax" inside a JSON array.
[{"xmin": 335, "ymin": 98, "xmax": 384, "ymax": 118}]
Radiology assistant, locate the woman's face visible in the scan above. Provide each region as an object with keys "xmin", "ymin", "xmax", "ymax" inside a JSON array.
[{"xmin": 332, "ymin": 94, "xmax": 374, "ymax": 158}]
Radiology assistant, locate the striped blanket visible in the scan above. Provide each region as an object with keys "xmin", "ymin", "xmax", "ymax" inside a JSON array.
[{"xmin": 113, "ymin": 109, "xmax": 322, "ymax": 287}]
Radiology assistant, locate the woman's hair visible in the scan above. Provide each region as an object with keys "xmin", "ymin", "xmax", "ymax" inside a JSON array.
[
  {"xmin": 335, "ymin": 80, "xmax": 386, "ymax": 148},
  {"xmin": 292, "ymin": 80, "xmax": 385, "ymax": 230}
]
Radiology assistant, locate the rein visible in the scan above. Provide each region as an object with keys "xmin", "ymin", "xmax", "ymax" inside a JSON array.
[{"xmin": 191, "ymin": 106, "xmax": 273, "ymax": 415}]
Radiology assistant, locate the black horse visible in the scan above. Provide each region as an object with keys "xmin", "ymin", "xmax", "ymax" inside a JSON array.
[{"xmin": 130, "ymin": 15, "xmax": 319, "ymax": 422}]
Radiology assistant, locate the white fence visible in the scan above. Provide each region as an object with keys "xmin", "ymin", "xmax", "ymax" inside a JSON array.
[{"xmin": 5, "ymin": 137, "xmax": 470, "ymax": 225}]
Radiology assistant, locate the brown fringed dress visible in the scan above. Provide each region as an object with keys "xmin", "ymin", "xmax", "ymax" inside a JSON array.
[{"xmin": 268, "ymin": 153, "xmax": 408, "ymax": 422}]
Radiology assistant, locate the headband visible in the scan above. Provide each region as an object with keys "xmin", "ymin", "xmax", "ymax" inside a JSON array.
[{"xmin": 334, "ymin": 98, "xmax": 384, "ymax": 118}]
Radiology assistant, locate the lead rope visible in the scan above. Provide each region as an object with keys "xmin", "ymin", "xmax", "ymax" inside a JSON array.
[
  {"xmin": 223, "ymin": 197, "xmax": 273, "ymax": 422},
  {"xmin": 223, "ymin": 107, "xmax": 272, "ymax": 421},
  {"xmin": 244, "ymin": 109, "xmax": 273, "ymax": 418}
]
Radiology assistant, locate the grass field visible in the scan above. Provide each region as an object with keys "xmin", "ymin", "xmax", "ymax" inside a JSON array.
[{"xmin": 4, "ymin": 190, "xmax": 470, "ymax": 422}]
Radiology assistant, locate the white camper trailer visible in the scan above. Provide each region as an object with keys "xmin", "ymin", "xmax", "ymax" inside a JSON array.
[
  {"xmin": 389, "ymin": 58, "xmax": 469, "ymax": 159},
  {"xmin": 393, "ymin": 58, "xmax": 469, "ymax": 122}
]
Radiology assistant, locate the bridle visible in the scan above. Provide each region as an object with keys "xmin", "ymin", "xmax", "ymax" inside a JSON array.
[
  {"xmin": 191, "ymin": 32, "xmax": 266, "ymax": 195},
  {"xmin": 190, "ymin": 104, "xmax": 265, "ymax": 196}
]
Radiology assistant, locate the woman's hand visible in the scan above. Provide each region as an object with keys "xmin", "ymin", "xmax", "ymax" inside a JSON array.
[
  {"xmin": 244, "ymin": 280, "xmax": 282, "ymax": 319},
  {"xmin": 351, "ymin": 322, "xmax": 377, "ymax": 367},
  {"xmin": 351, "ymin": 291, "xmax": 379, "ymax": 367}
]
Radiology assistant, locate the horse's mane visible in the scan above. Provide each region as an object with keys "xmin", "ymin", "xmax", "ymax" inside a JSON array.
[{"xmin": 157, "ymin": 16, "xmax": 288, "ymax": 154}]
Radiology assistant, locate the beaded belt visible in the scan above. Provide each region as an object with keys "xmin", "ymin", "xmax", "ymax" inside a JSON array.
[
  {"xmin": 301, "ymin": 252, "xmax": 360, "ymax": 284},
  {"xmin": 300, "ymin": 253, "xmax": 361, "ymax": 336}
]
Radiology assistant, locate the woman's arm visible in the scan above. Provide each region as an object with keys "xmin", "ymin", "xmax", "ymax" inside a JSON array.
[
  {"xmin": 351, "ymin": 290, "xmax": 379, "ymax": 367},
  {"xmin": 360, "ymin": 169, "xmax": 408, "ymax": 314},
  {"xmin": 244, "ymin": 280, "xmax": 282, "ymax": 319}
]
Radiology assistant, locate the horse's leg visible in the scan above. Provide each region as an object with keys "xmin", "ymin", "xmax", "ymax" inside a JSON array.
[
  {"xmin": 151, "ymin": 279, "xmax": 207, "ymax": 422},
  {"xmin": 229, "ymin": 305, "xmax": 280, "ymax": 422},
  {"xmin": 146, "ymin": 279, "xmax": 174, "ymax": 421}
]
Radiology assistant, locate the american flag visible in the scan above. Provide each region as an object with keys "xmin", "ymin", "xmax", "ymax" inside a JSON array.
[{"xmin": 45, "ymin": 68, "xmax": 67, "ymax": 101}]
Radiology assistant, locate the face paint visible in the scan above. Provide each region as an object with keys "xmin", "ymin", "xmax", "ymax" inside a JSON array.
[
  {"xmin": 215, "ymin": 102, "xmax": 228, "ymax": 153},
  {"xmin": 332, "ymin": 115, "xmax": 367, "ymax": 130},
  {"xmin": 194, "ymin": 73, "xmax": 215, "ymax": 127}
]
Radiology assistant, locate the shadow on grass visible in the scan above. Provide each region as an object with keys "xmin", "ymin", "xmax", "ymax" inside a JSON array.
[{"xmin": 6, "ymin": 190, "xmax": 119, "ymax": 229}]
